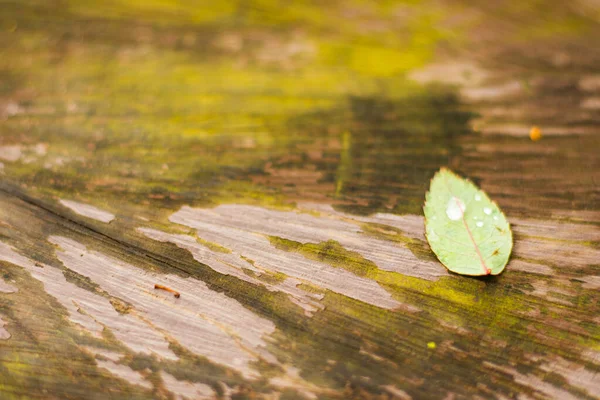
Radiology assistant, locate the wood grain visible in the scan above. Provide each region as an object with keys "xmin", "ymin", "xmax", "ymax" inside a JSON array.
[{"xmin": 0, "ymin": 1, "xmax": 599, "ymax": 399}]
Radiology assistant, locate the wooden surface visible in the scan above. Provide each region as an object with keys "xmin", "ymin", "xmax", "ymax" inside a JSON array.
[{"xmin": 0, "ymin": 1, "xmax": 599, "ymax": 399}]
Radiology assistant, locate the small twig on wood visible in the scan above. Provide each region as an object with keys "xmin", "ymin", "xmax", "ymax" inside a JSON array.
[{"xmin": 154, "ymin": 284, "xmax": 180, "ymax": 298}]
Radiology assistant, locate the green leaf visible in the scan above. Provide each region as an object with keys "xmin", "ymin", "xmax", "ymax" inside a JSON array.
[{"xmin": 424, "ymin": 168, "xmax": 513, "ymax": 276}]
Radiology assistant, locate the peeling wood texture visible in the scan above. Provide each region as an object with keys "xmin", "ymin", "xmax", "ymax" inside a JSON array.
[{"xmin": 0, "ymin": 1, "xmax": 599, "ymax": 399}]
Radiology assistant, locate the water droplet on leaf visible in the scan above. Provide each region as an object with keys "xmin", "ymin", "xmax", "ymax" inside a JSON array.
[
  {"xmin": 446, "ymin": 197, "xmax": 465, "ymax": 221},
  {"xmin": 428, "ymin": 229, "xmax": 439, "ymax": 242}
]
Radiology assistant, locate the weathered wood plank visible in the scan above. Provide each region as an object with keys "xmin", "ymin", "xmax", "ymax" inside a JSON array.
[{"xmin": 1, "ymin": 1, "xmax": 599, "ymax": 399}]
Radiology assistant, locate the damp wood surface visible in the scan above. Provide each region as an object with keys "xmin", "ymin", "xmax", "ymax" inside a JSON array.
[{"xmin": 0, "ymin": 1, "xmax": 599, "ymax": 399}]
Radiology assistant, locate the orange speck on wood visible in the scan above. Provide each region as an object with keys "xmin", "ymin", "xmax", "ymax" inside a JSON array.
[{"xmin": 529, "ymin": 126, "xmax": 542, "ymax": 141}]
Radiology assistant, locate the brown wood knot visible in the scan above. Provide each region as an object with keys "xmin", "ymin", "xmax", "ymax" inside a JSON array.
[{"xmin": 154, "ymin": 284, "xmax": 180, "ymax": 298}]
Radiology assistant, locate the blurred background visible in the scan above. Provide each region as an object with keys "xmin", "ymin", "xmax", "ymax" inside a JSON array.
[{"xmin": 1, "ymin": 0, "xmax": 598, "ymax": 220}]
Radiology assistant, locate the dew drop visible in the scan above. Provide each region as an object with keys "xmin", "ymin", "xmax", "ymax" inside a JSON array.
[
  {"xmin": 483, "ymin": 207, "xmax": 492, "ymax": 215},
  {"xmin": 475, "ymin": 194, "xmax": 482, "ymax": 201},
  {"xmin": 428, "ymin": 229, "xmax": 439, "ymax": 242},
  {"xmin": 476, "ymin": 221, "xmax": 484, "ymax": 227},
  {"xmin": 446, "ymin": 197, "xmax": 465, "ymax": 221}
]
